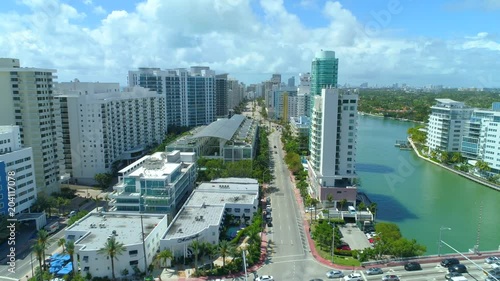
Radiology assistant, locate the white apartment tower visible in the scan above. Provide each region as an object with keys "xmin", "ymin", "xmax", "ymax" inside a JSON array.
[
  {"xmin": 427, "ymin": 99, "xmax": 473, "ymax": 152},
  {"xmin": 0, "ymin": 58, "xmax": 63, "ymax": 194},
  {"xmin": 128, "ymin": 67, "xmax": 215, "ymax": 128},
  {"xmin": 308, "ymin": 88, "xmax": 358, "ymax": 205},
  {"xmin": 54, "ymin": 81, "xmax": 166, "ymax": 185},
  {"xmin": 0, "ymin": 126, "xmax": 37, "ymax": 214}
]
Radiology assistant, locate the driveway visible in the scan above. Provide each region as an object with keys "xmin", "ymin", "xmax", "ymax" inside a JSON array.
[{"xmin": 338, "ymin": 223, "xmax": 372, "ymax": 250}]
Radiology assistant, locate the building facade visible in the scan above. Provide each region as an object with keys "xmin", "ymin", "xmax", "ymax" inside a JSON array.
[
  {"xmin": 65, "ymin": 212, "xmax": 169, "ymax": 279},
  {"xmin": 109, "ymin": 151, "xmax": 197, "ymax": 219},
  {"xmin": 54, "ymin": 81, "xmax": 166, "ymax": 184},
  {"xmin": 215, "ymin": 74, "xmax": 229, "ymax": 118},
  {"xmin": 128, "ymin": 67, "xmax": 215, "ymax": 128},
  {"xmin": 0, "ymin": 58, "xmax": 63, "ymax": 194},
  {"xmin": 0, "ymin": 126, "xmax": 36, "ymax": 214},
  {"xmin": 160, "ymin": 178, "xmax": 259, "ymax": 259},
  {"xmin": 426, "ymin": 99, "xmax": 473, "ymax": 152},
  {"xmin": 308, "ymin": 88, "xmax": 358, "ymax": 207}
]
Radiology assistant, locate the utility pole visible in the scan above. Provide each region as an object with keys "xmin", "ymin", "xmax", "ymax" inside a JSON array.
[
  {"xmin": 242, "ymin": 249, "xmax": 248, "ymax": 281},
  {"xmin": 140, "ymin": 213, "xmax": 148, "ymax": 277}
]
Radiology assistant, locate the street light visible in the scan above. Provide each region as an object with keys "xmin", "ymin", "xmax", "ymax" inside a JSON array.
[{"xmin": 438, "ymin": 226, "xmax": 452, "ymax": 256}]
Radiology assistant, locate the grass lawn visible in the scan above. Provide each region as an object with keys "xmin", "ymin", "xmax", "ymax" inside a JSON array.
[{"xmin": 310, "ymin": 223, "xmax": 361, "ymax": 267}]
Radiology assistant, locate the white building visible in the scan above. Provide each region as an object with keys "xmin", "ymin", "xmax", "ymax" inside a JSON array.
[
  {"xmin": 109, "ymin": 151, "xmax": 197, "ymax": 219},
  {"xmin": 0, "ymin": 126, "xmax": 37, "ymax": 215},
  {"xmin": 160, "ymin": 178, "xmax": 259, "ymax": 259},
  {"xmin": 427, "ymin": 99, "xmax": 473, "ymax": 152},
  {"xmin": 128, "ymin": 67, "xmax": 215, "ymax": 128},
  {"xmin": 65, "ymin": 212, "xmax": 169, "ymax": 279},
  {"xmin": 0, "ymin": 58, "xmax": 63, "ymax": 194},
  {"xmin": 308, "ymin": 88, "xmax": 359, "ymax": 207},
  {"xmin": 54, "ymin": 81, "xmax": 166, "ymax": 185}
]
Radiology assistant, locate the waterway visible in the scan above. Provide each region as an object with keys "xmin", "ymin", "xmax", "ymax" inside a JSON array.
[{"xmin": 356, "ymin": 115, "xmax": 500, "ymax": 255}]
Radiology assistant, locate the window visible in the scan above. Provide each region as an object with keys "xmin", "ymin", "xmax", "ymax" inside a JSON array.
[
  {"xmin": 129, "ymin": 260, "xmax": 139, "ymax": 266},
  {"xmin": 234, "ymin": 208, "xmax": 241, "ymax": 213},
  {"xmin": 129, "ymin": 250, "xmax": 138, "ymax": 256},
  {"xmin": 83, "ymin": 267, "xmax": 89, "ymax": 271}
]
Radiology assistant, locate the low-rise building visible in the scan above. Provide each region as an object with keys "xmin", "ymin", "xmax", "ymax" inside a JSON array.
[
  {"xmin": 289, "ymin": 116, "xmax": 310, "ymax": 137},
  {"xmin": 166, "ymin": 114, "xmax": 258, "ymax": 162},
  {"xmin": 65, "ymin": 212, "xmax": 169, "ymax": 279},
  {"xmin": 160, "ymin": 178, "xmax": 259, "ymax": 259},
  {"xmin": 109, "ymin": 150, "xmax": 197, "ymax": 219}
]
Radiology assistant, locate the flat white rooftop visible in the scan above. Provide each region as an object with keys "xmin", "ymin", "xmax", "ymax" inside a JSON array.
[
  {"xmin": 197, "ymin": 178, "xmax": 259, "ymax": 193},
  {"xmin": 162, "ymin": 205, "xmax": 223, "ymax": 240},
  {"xmin": 128, "ymin": 162, "xmax": 180, "ymax": 178},
  {"xmin": 69, "ymin": 213, "xmax": 166, "ymax": 250},
  {"xmin": 187, "ymin": 191, "xmax": 255, "ymax": 207}
]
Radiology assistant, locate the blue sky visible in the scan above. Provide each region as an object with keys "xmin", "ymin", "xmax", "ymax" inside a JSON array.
[{"xmin": 1, "ymin": 0, "xmax": 499, "ymax": 87}]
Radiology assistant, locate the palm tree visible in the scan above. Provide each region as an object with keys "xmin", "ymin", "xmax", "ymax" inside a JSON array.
[
  {"xmin": 155, "ymin": 249, "xmax": 173, "ymax": 269},
  {"xmin": 36, "ymin": 229, "xmax": 51, "ymax": 271},
  {"xmin": 33, "ymin": 243, "xmax": 45, "ymax": 272},
  {"xmin": 64, "ymin": 240, "xmax": 76, "ymax": 276},
  {"xmin": 339, "ymin": 199, "xmax": 347, "ymax": 212},
  {"xmin": 369, "ymin": 202, "xmax": 378, "ymax": 221},
  {"xmin": 246, "ymin": 228, "xmax": 261, "ymax": 245},
  {"xmin": 326, "ymin": 194, "xmax": 334, "ymax": 208},
  {"xmin": 97, "ymin": 236, "xmax": 126, "ymax": 280},
  {"xmin": 217, "ymin": 240, "xmax": 231, "ymax": 268},
  {"xmin": 357, "ymin": 202, "xmax": 366, "ymax": 212},
  {"xmin": 190, "ymin": 240, "xmax": 201, "ymax": 271},
  {"xmin": 58, "ymin": 238, "xmax": 66, "ymax": 253},
  {"xmin": 92, "ymin": 196, "xmax": 100, "ymax": 211}
]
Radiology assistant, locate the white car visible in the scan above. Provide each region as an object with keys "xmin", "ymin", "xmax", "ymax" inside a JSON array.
[
  {"xmin": 492, "ymin": 261, "xmax": 500, "ymax": 269},
  {"xmin": 255, "ymin": 275, "xmax": 274, "ymax": 281},
  {"xmin": 305, "ymin": 207, "xmax": 316, "ymax": 213},
  {"xmin": 486, "ymin": 256, "xmax": 500, "ymax": 264},
  {"xmin": 326, "ymin": 270, "xmax": 344, "ymax": 278},
  {"xmin": 343, "ymin": 273, "xmax": 362, "ymax": 281}
]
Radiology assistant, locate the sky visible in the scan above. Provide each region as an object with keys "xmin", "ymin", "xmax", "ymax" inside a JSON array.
[{"xmin": 1, "ymin": 0, "xmax": 500, "ymax": 88}]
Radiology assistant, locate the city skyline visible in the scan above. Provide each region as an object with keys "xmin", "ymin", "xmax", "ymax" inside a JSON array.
[{"xmin": 1, "ymin": 0, "xmax": 500, "ymax": 87}]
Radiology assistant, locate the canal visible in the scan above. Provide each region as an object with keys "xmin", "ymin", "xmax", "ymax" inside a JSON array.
[{"xmin": 356, "ymin": 115, "xmax": 500, "ymax": 255}]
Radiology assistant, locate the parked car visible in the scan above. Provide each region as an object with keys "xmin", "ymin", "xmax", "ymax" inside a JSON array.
[
  {"xmin": 486, "ymin": 256, "xmax": 500, "ymax": 264},
  {"xmin": 343, "ymin": 273, "xmax": 362, "ymax": 281},
  {"xmin": 448, "ymin": 264, "xmax": 467, "ymax": 273},
  {"xmin": 305, "ymin": 207, "xmax": 315, "ymax": 213},
  {"xmin": 404, "ymin": 262, "xmax": 422, "ymax": 271},
  {"xmin": 336, "ymin": 244, "xmax": 351, "ymax": 251},
  {"xmin": 68, "ymin": 210, "xmax": 77, "ymax": 218},
  {"xmin": 255, "ymin": 276, "xmax": 274, "ymax": 281},
  {"xmin": 326, "ymin": 270, "xmax": 344, "ymax": 278},
  {"xmin": 445, "ymin": 271, "xmax": 462, "ymax": 280},
  {"xmin": 267, "ymin": 221, "xmax": 273, "ymax": 227},
  {"xmin": 365, "ymin": 267, "xmax": 383, "ymax": 275},
  {"xmin": 381, "ymin": 275, "xmax": 400, "ymax": 281},
  {"xmin": 441, "ymin": 258, "xmax": 460, "ymax": 267},
  {"xmin": 491, "ymin": 261, "xmax": 500, "ymax": 269}
]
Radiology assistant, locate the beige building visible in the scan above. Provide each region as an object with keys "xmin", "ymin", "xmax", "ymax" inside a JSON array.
[{"xmin": 0, "ymin": 58, "xmax": 63, "ymax": 194}]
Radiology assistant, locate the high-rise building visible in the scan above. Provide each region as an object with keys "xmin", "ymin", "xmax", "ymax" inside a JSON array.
[
  {"xmin": 128, "ymin": 67, "xmax": 215, "ymax": 128},
  {"xmin": 427, "ymin": 99, "xmax": 473, "ymax": 152},
  {"xmin": 311, "ymin": 51, "xmax": 338, "ymax": 96},
  {"xmin": 0, "ymin": 125, "xmax": 37, "ymax": 214},
  {"xmin": 0, "ymin": 58, "xmax": 63, "ymax": 194},
  {"xmin": 308, "ymin": 88, "xmax": 358, "ymax": 207},
  {"xmin": 288, "ymin": 76, "xmax": 295, "ymax": 88},
  {"xmin": 54, "ymin": 81, "xmax": 166, "ymax": 185},
  {"xmin": 215, "ymin": 74, "xmax": 229, "ymax": 118}
]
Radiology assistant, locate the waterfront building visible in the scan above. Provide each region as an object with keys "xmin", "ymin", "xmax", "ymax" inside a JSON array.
[
  {"xmin": 461, "ymin": 109, "xmax": 495, "ymax": 160},
  {"xmin": 54, "ymin": 81, "xmax": 166, "ymax": 185},
  {"xmin": 426, "ymin": 99, "xmax": 473, "ymax": 152},
  {"xmin": 160, "ymin": 178, "xmax": 259, "ymax": 259},
  {"xmin": 128, "ymin": 66, "xmax": 215, "ymax": 128},
  {"xmin": 108, "ymin": 150, "xmax": 197, "ymax": 219},
  {"xmin": 65, "ymin": 212, "xmax": 169, "ymax": 279},
  {"xmin": 166, "ymin": 114, "xmax": 258, "ymax": 162},
  {"xmin": 308, "ymin": 88, "xmax": 359, "ymax": 208},
  {"xmin": 0, "ymin": 58, "xmax": 63, "ymax": 194},
  {"xmin": 0, "ymin": 126, "xmax": 36, "ymax": 215}
]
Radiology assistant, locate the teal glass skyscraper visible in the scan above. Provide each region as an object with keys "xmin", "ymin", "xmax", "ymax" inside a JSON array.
[
  {"xmin": 310, "ymin": 50, "xmax": 338, "ymax": 116},
  {"xmin": 311, "ymin": 50, "xmax": 338, "ymax": 96}
]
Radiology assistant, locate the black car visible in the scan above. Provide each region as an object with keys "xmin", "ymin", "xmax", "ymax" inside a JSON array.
[
  {"xmin": 448, "ymin": 264, "xmax": 467, "ymax": 273},
  {"xmin": 267, "ymin": 221, "xmax": 273, "ymax": 227},
  {"xmin": 441, "ymin": 258, "xmax": 460, "ymax": 267},
  {"xmin": 404, "ymin": 262, "xmax": 422, "ymax": 271},
  {"xmin": 445, "ymin": 271, "xmax": 462, "ymax": 280}
]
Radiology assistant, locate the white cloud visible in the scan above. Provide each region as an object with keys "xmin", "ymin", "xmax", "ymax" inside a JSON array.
[{"xmin": 0, "ymin": 0, "xmax": 499, "ymax": 87}]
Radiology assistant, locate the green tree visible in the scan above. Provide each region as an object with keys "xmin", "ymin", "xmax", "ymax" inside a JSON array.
[
  {"xmin": 440, "ymin": 151, "xmax": 450, "ymax": 164},
  {"xmin": 451, "ymin": 152, "xmax": 463, "ymax": 164},
  {"xmin": 98, "ymin": 236, "xmax": 126, "ymax": 280},
  {"xmin": 357, "ymin": 202, "xmax": 366, "ymax": 212},
  {"xmin": 58, "ymin": 237, "xmax": 66, "ymax": 253},
  {"xmin": 339, "ymin": 199, "xmax": 347, "ymax": 211},
  {"xmin": 94, "ymin": 173, "xmax": 113, "ymax": 190},
  {"xmin": 475, "ymin": 160, "xmax": 491, "ymax": 175},
  {"xmin": 326, "ymin": 194, "xmax": 334, "ymax": 208},
  {"xmin": 64, "ymin": 240, "xmax": 75, "ymax": 276},
  {"xmin": 217, "ymin": 240, "xmax": 231, "ymax": 268},
  {"xmin": 190, "ymin": 240, "xmax": 202, "ymax": 272},
  {"xmin": 36, "ymin": 229, "xmax": 51, "ymax": 271},
  {"xmin": 33, "ymin": 242, "xmax": 45, "ymax": 273},
  {"xmin": 155, "ymin": 249, "xmax": 173, "ymax": 269}
]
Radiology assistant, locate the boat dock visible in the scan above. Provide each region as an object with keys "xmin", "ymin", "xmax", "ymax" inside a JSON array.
[{"xmin": 395, "ymin": 140, "xmax": 411, "ymax": 150}]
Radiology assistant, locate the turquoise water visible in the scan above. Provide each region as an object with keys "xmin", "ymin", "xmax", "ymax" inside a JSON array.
[
  {"xmin": 356, "ymin": 115, "xmax": 500, "ymax": 255},
  {"xmin": 227, "ymin": 226, "xmax": 243, "ymax": 239}
]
